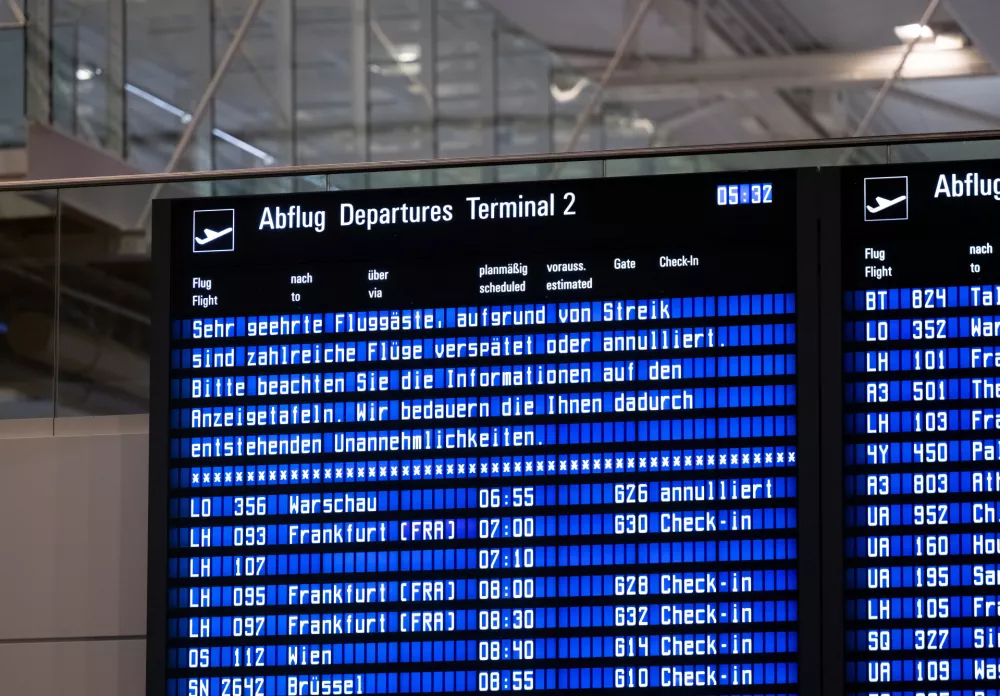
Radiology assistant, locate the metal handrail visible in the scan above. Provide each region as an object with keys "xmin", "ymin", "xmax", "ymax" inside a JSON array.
[{"xmin": 1, "ymin": 128, "xmax": 999, "ymax": 193}]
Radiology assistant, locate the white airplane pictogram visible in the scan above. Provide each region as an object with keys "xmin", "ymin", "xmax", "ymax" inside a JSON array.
[
  {"xmin": 866, "ymin": 195, "xmax": 906, "ymax": 214},
  {"xmin": 195, "ymin": 227, "xmax": 233, "ymax": 245}
]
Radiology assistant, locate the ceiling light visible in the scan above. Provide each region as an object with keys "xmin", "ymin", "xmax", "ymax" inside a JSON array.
[
  {"xmin": 894, "ymin": 23, "xmax": 934, "ymax": 42},
  {"xmin": 125, "ymin": 82, "xmax": 275, "ymax": 165},
  {"xmin": 630, "ymin": 117, "xmax": 655, "ymax": 135},
  {"xmin": 75, "ymin": 67, "xmax": 95, "ymax": 81},
  {"xmin": 394, "ymin": 45, "xmax": 421, "ymax": 63},
  {"xmin": 550, "ymin": 77, "xmax": 590, "ymax": 103},
  {"xmin": 933, "ymin": 33, "xmax": 966, "ymax": 50}
]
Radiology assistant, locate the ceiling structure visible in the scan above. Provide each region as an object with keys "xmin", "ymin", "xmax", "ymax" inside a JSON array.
[
  {"xmin": 48, "ymin": 0, "xmax": 1000, "ymax": 177},
  {"xmin": 5, "ymin": 0, "xmax": 1000, "ymax": 419},
  {"xmin": 489, "ymin": 0, "xmax": 1000, "ymax": 159}
]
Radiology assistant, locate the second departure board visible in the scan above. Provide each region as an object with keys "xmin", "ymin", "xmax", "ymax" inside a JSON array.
[
  {"xmin": 149, "ymin": 170, "xmax": 821, "ymax": 696},
  {"xmin": 842, "ymin": 165, "xmax": 1000, "ymax": 696}
]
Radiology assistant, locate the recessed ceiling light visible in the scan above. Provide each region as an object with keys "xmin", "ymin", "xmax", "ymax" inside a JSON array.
[
  {"xmin": 394, "ymin": 45, "xmax": 421, "ymax": 63},
  {"xmin": 894, "ymin": 23, "xmax": 934, "ymax": 42},
  {"xmin": 75, "ymin": 67, "xmax": 95, "ymax": 81},
  {"xmin": 933, "ymin": 33, "xmax": 966, "ymax": 50},
  {"xmin": 550, "ymin": 77, "xmax": 589, "ymax": 103}
]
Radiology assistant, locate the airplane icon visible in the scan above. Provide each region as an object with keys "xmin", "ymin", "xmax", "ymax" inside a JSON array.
[
  {"xmin": 864, "ymin": 176, "xmax": 908, "ymax": 221},
  {"xmin": 866, "ymin": 195, "xmax": 906, "ymax": 214},
  {"xmin": 192, "ymin": 209, "xmax": 235, "ymax": 252},
  {"xmin": 195, "ymin": 227, "xmax": 233, "ymax": 245}
]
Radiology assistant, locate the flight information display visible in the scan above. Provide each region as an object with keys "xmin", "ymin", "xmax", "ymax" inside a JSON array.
[
  {"xmin": 149, "ymin": 170, "xmax": 815, "ymax": 696},
  {"xmin": 843, "ymin": 165, "xmax": 1000, "ymax": 696}
]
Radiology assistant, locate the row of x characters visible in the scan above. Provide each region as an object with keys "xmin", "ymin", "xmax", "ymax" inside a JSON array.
[
  {"xmin": 173, "ymin": 447, "xmax": 799, "ymax": 491},
  {"xmin": 177, "ymin": 293, "xmax": 796, "ymax": 340}
]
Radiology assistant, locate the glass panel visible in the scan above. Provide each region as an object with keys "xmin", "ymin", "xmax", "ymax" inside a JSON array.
[
  {"xmin": 50, "ymin": 21, "xmax": 77, "ymax": 135},
  {"xmin": 54, "ymin": 175, "xmax": 327, "ymax": 416},
  {"xmin": 56, "ymin": 182, "xmax": 155, "ymax": 416},
  {"xmin": 212, "ymin": 0, "xmax": 293, "ymax": 171},
  {"xmin": 890, "ymin": 138, "xmax": 1000, "ymax": 164},
  {"xmin": 0, "ymin": 190, "xmax": 57, "ymax": 419},
  {"xmin": 601, "ymin": 109, "xmax": 656, "ymax": 152},
  {"xmin": 0, "ymin": 28, "xmax": 25, "ymax": 148},
  {"xmin": 368, "ymin": 0, "xmax": 435, "ymax": 161},
  {"xmin": 496, "ymin": 28, "xmax": 551, "ymax": 155},
  {"xmin": 328, "ymin": 172, "xmax": 372, "ymax": 191},
  {"xmin": 35, "ymin": 134, "xmax": 1000, "ymax": 416},
  {"xmin": 126, "ymin": 0, "xmax": 213, "ymax": 172},
  {"xmin": 435, "ymin": 0, "xmax": 495, "ymax": 160},
  {"xmin": 605, "ymin": 146, "xmax": 890, "ymax": 177},
  {"xmin": 333, "ymin": 157, "xmax": 613, "ymax": 191},
  {"xmin": 367, "ymin": 167, "xmax": 435, "ymax": 188},
  {"xmin": 294, "ymin": 0, "xmax": 359, "ymax": 165},
  {"xmin": 495, "ymin": 162, "xmax": 556, "ymax": 183},
  {"xmin": 211, "ymin": 174, "xmax": 327, "ymax": 197},
  {"xmin": 51, "ymin": 0, "xmax": 114, "ymax": 149}
]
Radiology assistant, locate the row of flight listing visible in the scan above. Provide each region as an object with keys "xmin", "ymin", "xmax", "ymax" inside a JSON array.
[
  {"xmin": 843, "ymin": 277, "xmax": 1000, "ymax": 696},
  {"xmin": 167, "ymin": 289, "xmax": 797, "ymax": 695}
]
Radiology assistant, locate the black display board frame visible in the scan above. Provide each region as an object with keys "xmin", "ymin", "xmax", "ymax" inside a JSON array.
[{"xmin": 148, "ymin": 164, "xmax": 828, "ymax": 696}]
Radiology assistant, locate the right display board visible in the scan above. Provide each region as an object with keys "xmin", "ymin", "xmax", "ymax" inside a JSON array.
[{"xmin": 840, "ymin": 163, "xmax": 1000, "ymax": 696}]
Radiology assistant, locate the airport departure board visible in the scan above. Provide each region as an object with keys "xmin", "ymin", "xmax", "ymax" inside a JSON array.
[
  {"xmin": 149, "ymin": 170, "xmax": 820, "ymax": 696},
  {"xmin": 842, "ymin": 165, "xmax": 1000, "ymax": 696}
]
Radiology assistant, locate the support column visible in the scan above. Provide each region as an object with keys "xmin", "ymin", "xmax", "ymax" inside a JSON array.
[
  {"xmin": 105, "ymin": 0, "xmax": 125, "ymax": 156},
  {"xmin": 350, "ymin": 0, "xmax": 368, "ymax": 163},
  {"xmin": 24, "ymin": 0, "xmax": 51, "ymax": 125},
  {"xmin": 274, "ymin": 0, "xmax": 295, "ymax": 166}
]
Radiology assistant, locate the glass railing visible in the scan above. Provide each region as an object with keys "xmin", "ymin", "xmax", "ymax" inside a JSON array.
[
  {"xmin": 0, "ymin": 26, "xmax": 24, "ymax": 149},
  {"xmin": 0, "ymin": 132, "xmax": 998, "ymax": 421}
]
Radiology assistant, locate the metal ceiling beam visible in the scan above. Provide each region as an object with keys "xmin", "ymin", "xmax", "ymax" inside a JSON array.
[
  {"xmin": 648, "ymin": 0, "xmax": 825, "ymax": 140},
  {"xmin": 888, "ymin": 86, "xmax": 1000, "ymax": 128},
  {"xmin": 136, "ymin": 0, "xmax": 267, "ymax": 230},
  {"xmin": 588, "ymin": 46, "xmax": 991, "ymax": 101},
  {"xmin": 561, "ymin": 0, "xmax": 652, "ymax": 153},
  {"xmin": 947, "ymin": 0, "xmax": 1000, "ymax": 69},
  {"xmin": 842, "ymin": 0, "xmax": 942, "ymax": 159}
]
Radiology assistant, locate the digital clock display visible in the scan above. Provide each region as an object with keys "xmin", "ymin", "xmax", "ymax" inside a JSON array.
[{"xmin": 716, "ymin": 184, "xmax": 773, "ymax": 206}]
